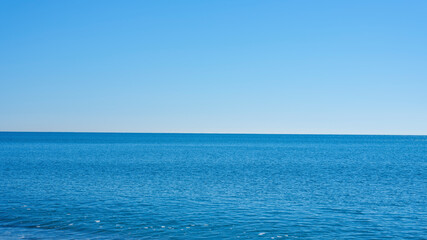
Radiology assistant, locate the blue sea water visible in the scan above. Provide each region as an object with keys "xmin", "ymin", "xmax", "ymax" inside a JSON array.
[{"xmin": 0, "ymin": 132, "xmax": 426, "ymax": 239}]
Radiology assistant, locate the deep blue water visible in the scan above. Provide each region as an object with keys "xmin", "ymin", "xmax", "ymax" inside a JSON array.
[{"xmin": 0, "ymin": 132, "xmax": 426, "ymax": 239}]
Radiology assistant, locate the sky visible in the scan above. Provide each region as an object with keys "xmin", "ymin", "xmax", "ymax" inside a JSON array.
[{"xmin": 1, "ymin": 0, "xmax": 426, "ymax": 134}]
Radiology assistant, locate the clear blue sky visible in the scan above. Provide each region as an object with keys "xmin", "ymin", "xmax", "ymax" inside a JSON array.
[{"xmin": 1, "ymin": 0, "xmax": 426, "ymax": 134}]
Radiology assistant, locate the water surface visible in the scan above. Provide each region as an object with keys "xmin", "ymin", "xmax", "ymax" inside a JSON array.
[{"xmin": 1, "ymin": 133, "xmax": 426, "ymax": 239}]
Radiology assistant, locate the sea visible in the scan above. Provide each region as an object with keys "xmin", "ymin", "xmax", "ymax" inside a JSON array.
[{"xmin": 0, "ymin": 132, "xmax": 426, "ymax": 239}]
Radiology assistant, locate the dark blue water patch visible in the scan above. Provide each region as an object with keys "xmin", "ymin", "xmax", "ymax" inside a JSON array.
[{"xmin": 1, "ymin": 132, "xmax": 426, "ymax": 239}]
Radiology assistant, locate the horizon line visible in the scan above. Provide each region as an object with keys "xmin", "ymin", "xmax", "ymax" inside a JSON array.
[{"xmin": 1, "ymin": 131, "xmax": 426, "ymax": 136}]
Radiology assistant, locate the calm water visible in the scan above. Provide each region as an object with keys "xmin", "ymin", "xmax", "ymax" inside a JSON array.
[{"xmin": 0, "ymin": 133, "xmax": 426, "ymax": 239}]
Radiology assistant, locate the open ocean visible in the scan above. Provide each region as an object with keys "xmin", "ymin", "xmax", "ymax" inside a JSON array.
[{"xmin": 0, "ymin": 132, "xmax": 426, "ymax": 239}]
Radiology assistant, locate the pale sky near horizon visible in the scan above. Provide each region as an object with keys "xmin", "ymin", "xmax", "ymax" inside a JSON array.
[{"xmin": 1, "ymin": 0, "xmax": 426, "ymax": 134}]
